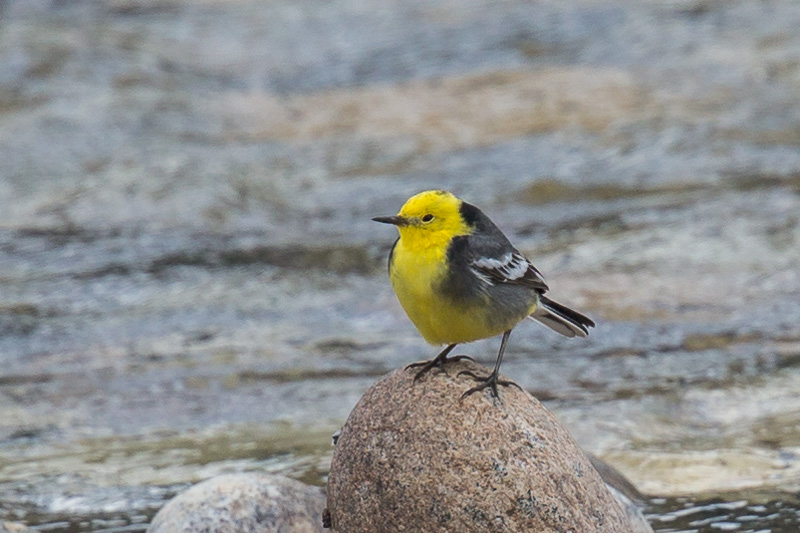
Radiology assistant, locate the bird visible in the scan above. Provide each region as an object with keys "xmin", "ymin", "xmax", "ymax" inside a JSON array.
[{"xmin": 372, "ymin": 189, "xmax": 595, "ymax": 399}]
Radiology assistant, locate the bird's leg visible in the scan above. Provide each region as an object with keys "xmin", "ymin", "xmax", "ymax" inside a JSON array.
[
  {"xmin": 458, "ymin": 330, "xmax": 523, "ymax": 399},
  {"xmin": 406, "ymin": 343, "xmax": 471, "ymax": 381}
]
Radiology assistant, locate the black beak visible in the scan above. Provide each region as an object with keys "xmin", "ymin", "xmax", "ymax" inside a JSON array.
[{"xmin": 372, "ymin": 215, "xmax": 409, "ymax": 226}]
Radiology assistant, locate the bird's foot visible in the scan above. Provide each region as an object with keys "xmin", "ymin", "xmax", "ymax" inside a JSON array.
[
  {"xmin": 458, "ymin": 370, "xmax": 523, "ymax": 400},
  {"xmin": 406, "ymin": 354, "xmax": 474, "ymax": 382}
]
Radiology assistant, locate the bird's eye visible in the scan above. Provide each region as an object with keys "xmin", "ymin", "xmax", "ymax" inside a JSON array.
[{"xmin": 421, "ymin": 214, "xmax": 434, "ymax": 223}]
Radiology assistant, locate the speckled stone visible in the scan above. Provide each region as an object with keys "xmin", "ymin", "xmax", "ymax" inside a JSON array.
[
  {"xmin": 326, "ymin": 359, "xmax": 635, "ymax": 533},
  {"xmin": 147, "ymin": 473, "xmax": 326, "ymax": 533},
  {"xmin": 0, "ymin": 522, "xmax": 32, "ymax": 533}
]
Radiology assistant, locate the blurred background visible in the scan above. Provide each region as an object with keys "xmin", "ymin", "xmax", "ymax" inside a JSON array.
[{"xmin": 2, "ymin": 0, "xmax": 800, "ymax": 531}]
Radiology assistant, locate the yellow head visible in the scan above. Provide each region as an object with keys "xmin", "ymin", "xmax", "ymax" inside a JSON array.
[{"xmin": 372, "ymin": 190, "xmax": 472, "ymax": 249}]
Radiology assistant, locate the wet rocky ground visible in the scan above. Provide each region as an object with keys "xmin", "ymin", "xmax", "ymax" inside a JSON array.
[{"xmin": 2, "ymin": 0, "xmax": 800, "ymax": 530}]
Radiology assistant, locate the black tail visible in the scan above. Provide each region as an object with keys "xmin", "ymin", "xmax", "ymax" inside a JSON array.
[{"xmin": 530, "ymin": 296, "xmax": 595, "ymax": 338}]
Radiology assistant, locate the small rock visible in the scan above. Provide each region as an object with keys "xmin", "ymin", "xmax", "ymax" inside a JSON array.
[
  {"xmin": 326, "ymin": 359, "xmax": 636, "ymax": 532},
  {"xmin": 0, "ymin": 523, "xmax": 32, "ymax": 533},
  {"xmin": 606, "ymin": 485, "xmax": 654, "ymax": 533},
  {"xmin": 590, "ymin": 456, "xmax": 654, "ymax": 533},
  {"xmin": 147, "ymin": 473, "xmax": 326, "ymax": 533}
]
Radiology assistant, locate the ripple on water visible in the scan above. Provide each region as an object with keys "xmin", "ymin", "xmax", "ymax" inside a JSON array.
[{"xmin": 647, "ymin": 496, "xmax": 800, "ymax": 532}]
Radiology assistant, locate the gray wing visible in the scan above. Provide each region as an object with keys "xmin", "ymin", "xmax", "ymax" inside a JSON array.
[
  {"xmin": 456, "ymin": 221, "xmax": 549, "ymax": 293},
  {"xmin": 445, "ymin": 201, "xmax": 550, "ymax": 296},
  {"xmin": 469, "ymin": 249, "xmax": 549, "ymax": 292}
]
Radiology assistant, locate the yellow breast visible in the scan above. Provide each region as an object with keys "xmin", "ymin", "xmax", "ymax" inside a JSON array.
[{"xmin": 389, "ymin": 238, "xmax": 499, "ymax": 345}]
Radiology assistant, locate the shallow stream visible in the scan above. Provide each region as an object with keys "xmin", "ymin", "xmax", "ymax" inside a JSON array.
[{"xmin": 2, "ymin": 0, "xmax": 800, "ymax": 531}]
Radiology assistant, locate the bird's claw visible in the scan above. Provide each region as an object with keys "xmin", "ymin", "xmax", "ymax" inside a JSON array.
[
  {"xmin": 406, "ymin": 358, "xmax": 440, "ymax": 382},
  {"xmin": 406, "ymin": 354, "xmax": 474, "ymax": 381},
  {"xmin": 458, "ymin": 371, "xmax": 523, "ymax": 400}
]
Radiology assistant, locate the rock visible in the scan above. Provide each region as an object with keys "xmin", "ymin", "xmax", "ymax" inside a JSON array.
[
  {"xmin": 326, "ymin": 359, "xmax": 637, "ymax": 533},
  {"xmin": 0, "ymin": 523, "xmax": 32, "ymax": 533},
  {"xmin": 589, "ymin": 456, "xmax": 654, "ymax": 533},
  {"xmin": 147, "ymin": 473, "xmax": 326, "ymax": 533},
  {"xmin": 606, "ymin": 486, "xmax": 654, "ymax": 533}
]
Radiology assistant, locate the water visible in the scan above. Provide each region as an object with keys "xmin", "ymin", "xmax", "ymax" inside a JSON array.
[
  {"xmin": 648, "ymin": 497, "xmax": 800, "ymax": 532},
  {"xmin": 2, "ymin": 0, "xmax": 800, "ymax": 530}
]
